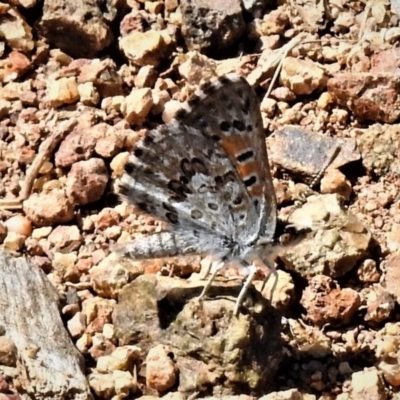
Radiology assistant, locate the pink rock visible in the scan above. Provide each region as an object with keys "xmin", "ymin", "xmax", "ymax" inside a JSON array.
[
  {"xmin": 95, "ymin": 208, "xmax": 120, "ymax": 230},
  {"xmin": 146, "ymin": 345, "xmax": 178, "ymax": 392},
  {"xmin": 23, "ymin": 190, "xmax": 74, "ymax": 226},
  {"xmin": 94, "ymin": 125, "xmax": 125, "ymax": 158},
  {"xmin": 301, "ymin": 275, "xmax": 360, "ymax": 327},
  {"xmin": 48, "ymin": 225, "xmax": 83, "ymax": 252},
  {"xmin": 328, "ymin": 72, "xmax": 400, "ymax": 123},
  {"xmin": 55, "ymin": 127, "xmax": 97, "ymax": 168},
  {"xmin": 66, "ymin": 158, "xmax": 108, "ymax": 206},
  {"xmin": 0, "ymin": 51, "xmax": 31, "ymax": 81}
]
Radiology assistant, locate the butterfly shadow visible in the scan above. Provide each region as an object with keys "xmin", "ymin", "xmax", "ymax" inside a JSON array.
[{"xmin": 156, "ymin": 278, "xmax": 279, "ymax": 330}]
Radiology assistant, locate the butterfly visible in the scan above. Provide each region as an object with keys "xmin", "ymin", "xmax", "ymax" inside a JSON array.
[{"xmin": 117, "ymin": 73, "xmax": 281, "ymax": 316}]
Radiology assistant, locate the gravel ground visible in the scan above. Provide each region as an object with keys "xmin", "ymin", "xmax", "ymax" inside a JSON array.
[{"xmin": 1, "ymin": 0, "xmax": 400, "ymax": 399}]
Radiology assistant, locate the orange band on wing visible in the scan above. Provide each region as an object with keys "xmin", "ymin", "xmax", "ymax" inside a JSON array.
[{"xmin": 220, "ymin": 137, "xmax": 264, "ymax": 197}]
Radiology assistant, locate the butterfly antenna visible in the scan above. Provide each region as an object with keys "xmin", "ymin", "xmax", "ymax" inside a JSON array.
[{"xmin": 290, "ymin": 145, "xmax": 341, "ymax": 215}]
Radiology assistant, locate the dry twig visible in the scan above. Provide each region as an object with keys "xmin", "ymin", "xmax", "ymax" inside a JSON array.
[{"xmin": 0, "ymin": 112, "xmax": 77, "ymax": 211}]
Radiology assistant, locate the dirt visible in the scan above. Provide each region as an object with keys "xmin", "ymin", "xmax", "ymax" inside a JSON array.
[{"xmin": 1, "ymin": 0, "xmax": 400, "ymax": 399}]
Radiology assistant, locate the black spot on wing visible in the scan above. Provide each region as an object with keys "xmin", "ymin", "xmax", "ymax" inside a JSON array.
[
  {"xmin": 181, "ymin": 158, "xmax": 208, "ymax": 178},
  {"xmin": 191, "ymin": 210, "xmax": 203, "ymax": 219},
  {"xmin": 218, "ymin": 75, "xmax": 231, "ymax": 85},
  {"xmin": 175, "ymin": 108, "xmax": 188, "ymax": 120},
  {"xmin": 168, "ymin": 180, "xmax": 192, "ymax": 197},
  {"xmin": 124, "ymin": 161, "xmax": 136, "ymax": 174},
  {"xmin": 232, "ymin": 119, "xmax": 246, "ymax": 132},
  {"xmin": 166, "ymin": 212, "xmax": 179, "ymax": 224},
  {"xmin": 202, "ymin": 81, "xmax": 218, "ymax": 95},
  {"xmin": 188, "ymin": 95, "xmax": 201, "ymax": 108},
  {"xmin": 137, "ymin": 202, "xmax": 149, "ymax": 211},
  {"xmin": 233, "ymin": 196, "xmax": 243, "ymax": 205},
  {"xmin": 191, "ymin": 158, "xmax": 208, "ymax": 175},
  {"xmin": 134, "ymin": 148, "xmax": 144, "ymax": 157},
  {"xmin": 214, "ymin": 176, "xmax": 223, "ymax": 188},
  {"xmin": 118, "ymin": 183, "xmax": 131, "ymax": 197},
  {"xmin": 236, "ymin": 150, "xmax": 254, "ymax": 163},
  {"xmin": 219, "ymin": 121, "xmax": 231, "ymax": 131},
  {"xmin": 215, "ymin": 171, "xmax": 236, "ymax": 188},
  {"xmin": 243, "ymin": 175, "xmax": 257, "ymax": 187},
  {"xmin": 143, "ymin": 134, "xmax": 154, "ymax": 145},
  {"xmin": 162, "ymin": 202, "xmax": 176, "ymax": 213},
  {"xmin": 180, "ymin": 175, "xmax": 189, "ymax": 185},
  {"xmin": 222, "ymin": 171, "xmax": 236, "ymax": 184},
  {"xmin": 207, "ymin": 203, "xmax": 218, "ymax": 211}
]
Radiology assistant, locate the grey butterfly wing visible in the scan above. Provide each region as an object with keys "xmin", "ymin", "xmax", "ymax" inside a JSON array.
[
  {"xmin": 118, "ymin": 120, "xmax": 258, "ymax": 242},
  {"xmin": 117, "ymin": 73, "xmax": 277, "ymax": 252},
  {"xmin": 174, "ymin": 73, "xmax": 277, "ymax": 242}
]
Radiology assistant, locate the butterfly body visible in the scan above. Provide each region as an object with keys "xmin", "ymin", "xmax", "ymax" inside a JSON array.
[{"xmin": 117, "ymin": 73, "xmax": 279, "ymax": 315}]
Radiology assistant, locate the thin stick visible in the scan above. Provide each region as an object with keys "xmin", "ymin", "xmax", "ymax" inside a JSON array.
[
  {"xmin": 0, "ymin": 114, "xmax": 77, "ymax": 210},
  {"xmin": 264, "ymin": 33, "xmax": 308, "ymax": 99}
]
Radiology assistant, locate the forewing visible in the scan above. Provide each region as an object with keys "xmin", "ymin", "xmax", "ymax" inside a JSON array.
[
  {"xmin": 174, "ymin": 73, "xmax": 277, "ymax": 241},
  {"xmin": 118, "ymin": 73, "xmax": 277, "ymax": 246}
]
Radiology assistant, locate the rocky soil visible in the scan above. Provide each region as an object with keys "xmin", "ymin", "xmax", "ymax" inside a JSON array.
[{"xmin": 1, "ymin": 0, "xmax": 400, "ymax": 399}]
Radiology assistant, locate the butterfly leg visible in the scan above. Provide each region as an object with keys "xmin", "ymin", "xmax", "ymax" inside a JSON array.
[
  {"xmin": 234, "ymin": 258, "xmax": 279, "ymax": 315},
  {"xmin": 260, "ymin": 259, "xmax": 279, "ymax": 302},
  {"xmin": 198, "ymin": 260, "xmax": 225, "ymax": 301},
  {"xmin": 233, "ymin": 261, "xmax": 257, "ymax": 316}
]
